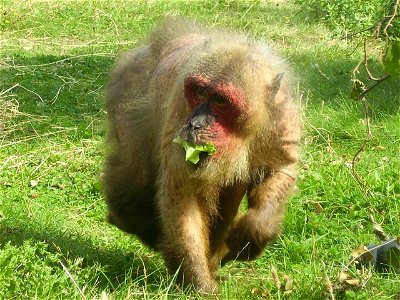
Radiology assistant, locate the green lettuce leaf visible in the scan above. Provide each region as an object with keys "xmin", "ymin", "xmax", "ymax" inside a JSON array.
[{"xmin": 173, "ymin": 136, "xmax": 217, "ymax": 164}]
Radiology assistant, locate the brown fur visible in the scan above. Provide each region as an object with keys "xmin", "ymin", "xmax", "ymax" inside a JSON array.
[{"xmin": 103, "ymin": 18, "xmax": 300, "ymax": 294}]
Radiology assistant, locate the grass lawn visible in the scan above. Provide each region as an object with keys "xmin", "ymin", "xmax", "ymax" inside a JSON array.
[{"xmin": 1, "ymin": 0, "xmax": 399, "ymax": 299}]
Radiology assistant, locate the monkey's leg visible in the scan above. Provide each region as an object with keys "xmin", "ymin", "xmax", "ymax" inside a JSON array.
[
  {"xmin": 104, "ymin": 152, "xmax": 161, "ymax": 249},
  {"xmin": 158, "ymin": 187, "xmax": 218, "ymax": 294},
  {"xmin": 222, "ymin": 165, "xmax": 297, "ymax": 264},
  {"xmin": 209, "ymin": 184, "xmax": 247, "ymax": 275}
]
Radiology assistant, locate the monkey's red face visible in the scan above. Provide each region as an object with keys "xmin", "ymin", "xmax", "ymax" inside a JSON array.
[{"xmin": 180, "ymin": 73, "xmax": 249, "ymax": 151}]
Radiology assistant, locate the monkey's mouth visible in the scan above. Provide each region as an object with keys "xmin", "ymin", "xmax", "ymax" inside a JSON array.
[{"xmin": 173, "ymin": 136, "xmax": 216, "ymax": 164}]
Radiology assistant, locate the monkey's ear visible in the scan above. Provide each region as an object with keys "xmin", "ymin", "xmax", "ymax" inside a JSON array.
[{"xmin": 269, "ymin": 72, "xmax": 284, "ymax": 100}]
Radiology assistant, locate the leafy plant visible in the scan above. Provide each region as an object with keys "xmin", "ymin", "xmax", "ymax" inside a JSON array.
[
  {"xmin": 296, "ymin": 0, "xmax": 399, "ymax": 38},
  {"xmin": 382, "ymin": 39, "xmax": 400, "ymax": 76},
  {"xmin": 173, "ymin": 136, "xmax": 217, "ymax": 164}
]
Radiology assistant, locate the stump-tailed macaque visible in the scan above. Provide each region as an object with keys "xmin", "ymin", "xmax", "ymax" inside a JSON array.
[{"xmin": 104, "ymin": 18, "xmax": 300, "ymax": 294}]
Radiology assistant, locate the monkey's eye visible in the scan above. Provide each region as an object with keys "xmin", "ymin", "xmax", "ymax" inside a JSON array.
[
  {"xmin": 212, "ymin": 94, "xmax": 228, "ymax": 106},
  {"xmin": 196, "ymin": 86, "xmax": 207, "ymax": 97}
]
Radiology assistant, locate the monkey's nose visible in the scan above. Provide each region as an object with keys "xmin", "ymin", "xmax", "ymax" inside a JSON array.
[
  {"xmin": 189, "ymin": 118, "xmax": 204, "ymax": 130},
  {"xmin": 189, "ymin": 113, "xmax": 214, "ymax": 130}
]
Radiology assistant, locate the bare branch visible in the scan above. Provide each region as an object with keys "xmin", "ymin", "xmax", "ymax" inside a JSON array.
[
  {"xmin": 383, "ymin": 0, "xmax": 400, "ymax": 36},
  {"xmin": 357, "ymin": 74, "xmax": 391, "ymax": 100},
  {"xmin": 362, "ymin": 40, "xmax": 379, "ymax": 81}
]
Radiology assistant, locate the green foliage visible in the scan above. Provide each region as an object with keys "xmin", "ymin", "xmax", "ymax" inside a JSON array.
[
  {"xmin": 173, "ymin": 136, "xmax": 217, "ymax": 164},
  {"xmin": 296, "ymin": 0, "xmax": 399, "ymax": 38},
  {"xmin": 0, "ymin": 241, "xmax": 77, "ymax": 298},
  {"xmin": 383, "ymin": 39, "xmax": 400, "ymax": 76},
  {"xmin": 296, "ymin": 0, "xmax": 399, "ymax": 96}
]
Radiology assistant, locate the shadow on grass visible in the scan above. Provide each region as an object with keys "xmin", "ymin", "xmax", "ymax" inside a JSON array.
[
  {"xmin": 1, "ymin": 54, "xmax": 114, "ymax": 135},
  {"xmin": 1, "ymin": 51, "xmax": 399, "ymax": 133},
  {"xmin": 292, "ymin": 53, "xmax": 400, "ymax": 116},
  {"xmin": 0, "ymin": 219, "xmax": 165, "ymax": 293}
]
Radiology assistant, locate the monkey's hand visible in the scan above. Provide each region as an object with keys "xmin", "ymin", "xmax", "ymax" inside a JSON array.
[
  {"xmin": 221, "ymin": 167, "xmax": 297, "ymax": 265},
  {"xmin": 221, "ymin": 208, "xmax": 278, "ymax": 265}
]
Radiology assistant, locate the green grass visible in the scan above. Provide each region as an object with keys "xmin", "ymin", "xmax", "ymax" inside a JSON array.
[{"xmin": 1, "ymin": 0, "xmax": 399, "ymax": 299}]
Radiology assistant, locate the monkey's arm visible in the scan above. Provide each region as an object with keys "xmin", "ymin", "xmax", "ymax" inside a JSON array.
[{"xmin": 222, "ymin": 164, "xmax": 297, "ymax": 264}]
